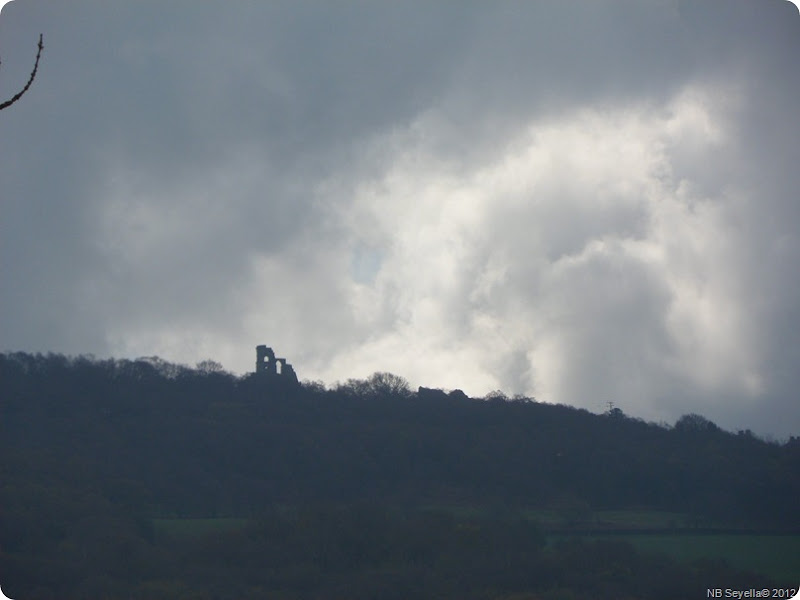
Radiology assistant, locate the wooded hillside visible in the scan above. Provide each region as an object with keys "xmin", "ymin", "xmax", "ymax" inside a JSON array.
[{"xmin": 1, "ymin": 352, "xmax": 797, "ymax": 599}]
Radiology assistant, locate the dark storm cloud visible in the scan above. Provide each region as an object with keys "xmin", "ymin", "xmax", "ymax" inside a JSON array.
[{"xmin": 1, "ymin": 0, "xmax": 798, "ymax": 437}]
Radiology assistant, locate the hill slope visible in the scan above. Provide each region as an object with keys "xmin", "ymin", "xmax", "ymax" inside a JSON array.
[{"xmin": 1, "ymin": 352, "xmax": 798, "ymax": 598}]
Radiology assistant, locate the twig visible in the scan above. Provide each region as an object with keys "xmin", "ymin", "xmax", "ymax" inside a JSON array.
[{"xmin": 0, "ymin": 33, "xmax": 44, "ymax": 111}]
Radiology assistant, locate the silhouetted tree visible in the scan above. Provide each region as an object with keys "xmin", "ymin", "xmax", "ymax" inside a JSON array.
[
  {"xmin": 365, "ymin": 371, "xmax": 412, "ymax": 398},
  {"xmin": 195, "ymin": 359, "xmax": 225, "ymax": 374},
  {"xmin": 0, "ymin": 34, "xmax": 43, "ymax": 111},
  {"xmin": 674, "ymin": 413, "xmax": 719, "ymax": 433},
  {"xmin": 336, "ymin": 371, "xmax": 411, "ymax": 399}
]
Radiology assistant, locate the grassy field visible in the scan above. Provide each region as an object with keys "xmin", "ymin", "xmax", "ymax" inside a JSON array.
[
  {"xmin": 523, "ymin": 507, "xmax": 688, "ymax": 529},
  {"xmin": 556, "ymin": 533, "xmax": 800, "ymax": 584},
  {"xmin": 453, "ymin": 506, "xmax": 799, "ymax": 584},
  {"xmin": 152, "ymin": 517, "xmax": 249, "ymax": 537},
  {"xmin": 591, "ymin": 509, "xmax": 690, "ymax": 529},
  {"xmin": 529, "ymin": 508, "xmax": 798, "ymax": 583},
  {"xmin": 151, "ymin": 511, "xmax": 799, "ymax": 584}
]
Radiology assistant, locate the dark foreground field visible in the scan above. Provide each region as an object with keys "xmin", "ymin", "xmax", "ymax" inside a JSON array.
[
  {"xmin": 151, "ymin": 510, "xmax": 800, "ymax": 588},
  {"xmin": 57, "ymin": 506, "xmax": 779, "ymax": 600}
]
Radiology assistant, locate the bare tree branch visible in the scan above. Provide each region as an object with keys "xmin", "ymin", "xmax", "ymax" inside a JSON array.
[{"xmin": 0, "ymin": 34, "xmax": 44, "ymax": 111}]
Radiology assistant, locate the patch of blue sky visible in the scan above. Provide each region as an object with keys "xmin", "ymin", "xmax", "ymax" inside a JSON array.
[{"xmin": 349, "ymin": 244, "xmax": 383, "ymax": 285}]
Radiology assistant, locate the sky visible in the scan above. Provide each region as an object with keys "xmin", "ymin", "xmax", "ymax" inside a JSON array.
[{"xmin": 1, "ymin": 0, "xmax": 798, "ymax": 438}]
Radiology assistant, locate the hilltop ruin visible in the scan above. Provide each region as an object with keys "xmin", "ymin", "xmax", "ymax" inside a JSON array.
[{"xmin": 255, "ymin": 345, "xmax": 299, "ymax": 385}]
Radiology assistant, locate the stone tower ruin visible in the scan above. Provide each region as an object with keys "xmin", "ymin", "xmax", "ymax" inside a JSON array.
[{"xmin": 255, "ymin": 345, "xmax": 299, "ymax": 384}]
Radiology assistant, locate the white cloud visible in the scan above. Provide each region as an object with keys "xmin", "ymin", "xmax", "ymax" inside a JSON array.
[{"xmin": 287, "ymin": 84, "xmax": 766, "ymax": 426}]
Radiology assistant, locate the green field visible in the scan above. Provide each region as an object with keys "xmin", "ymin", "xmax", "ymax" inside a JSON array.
[
  {"xmin": 529, "ymin": 508, "xmax": 798, "ymax": 584},
  {"xmin": 151, "ymin": 512, "xmax": 799, "ymax": 584},
  {"xmin": 590, "ymin": 509, "xmax": 690, "ymax": 529},
  {"xmin": 525, "ymin": 507, "xmax": 734, "ymax": 529},
  {"xmin": 440, "ymin": 507, "xmax": 799, "ymax": 584},
  {"xmin": 152, "ymin": 517, "xmax": 249, "ymax": 537},
  {"xmin": 560, "ymin": 533, "xmax": 800, "ymax": 584}
]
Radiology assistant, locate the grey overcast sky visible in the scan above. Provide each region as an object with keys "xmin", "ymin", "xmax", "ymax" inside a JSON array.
[{"xmin": 1, "ymin": 0, "xmax": 798, "ymax": 437}]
